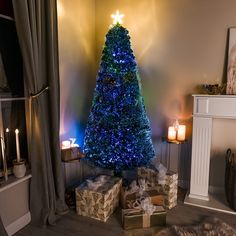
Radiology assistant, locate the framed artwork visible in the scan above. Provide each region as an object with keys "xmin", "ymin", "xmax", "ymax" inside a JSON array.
[{"xmin": 227, "ymin": 28, "xmax": 236, "ymax": 94}]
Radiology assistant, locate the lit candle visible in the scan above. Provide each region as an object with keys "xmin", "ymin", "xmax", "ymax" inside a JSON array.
[
  {"xmin": 61, "ymin": 140, "xmax": 71, "ymax": 149},
  {"xmin": 5, "ymin": 128, "xmax": 10, "ymax": 158},
  {"xmin": 0, "ymin": 136, "xmax": 8, "ymax": 181},
  {"xmin": 177, "ymin": 125, "xmax": 186, "ymax": 141},
  {"xmin": 168, "ymin": 126, "xmax": 176, "ymax": 141},
  {"xmin": 15, "ymin": 129, "xmax": 21, "ymax": 162}
]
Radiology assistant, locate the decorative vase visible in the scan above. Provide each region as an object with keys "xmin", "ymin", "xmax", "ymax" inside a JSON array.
[{"xmin": 13, "ymin": 159, "xmax": 26, "ymax": 178}]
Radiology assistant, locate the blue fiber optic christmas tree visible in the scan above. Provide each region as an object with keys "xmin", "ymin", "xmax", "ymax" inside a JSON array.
[{"xmin": 84, "ymin": 11, "xmax": 155, "ymax": 172}]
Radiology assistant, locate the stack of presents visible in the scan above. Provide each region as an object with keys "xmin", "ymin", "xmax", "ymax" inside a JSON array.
[{"xmin": 75, "ymin": 161, "xmax": 178, "ymax": 230}]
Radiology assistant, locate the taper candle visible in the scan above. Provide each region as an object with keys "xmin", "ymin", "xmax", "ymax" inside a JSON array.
[
  {"xmin": 15, "ymin": 129, "xmax": 20, "ymax": 162},
  {"xmin": 0, "ymin": 136, "xmax": 8, "ymax": 180},
  {"xmin": 5, "ymin": 128, "xmax": 9, "ymax": 158}
]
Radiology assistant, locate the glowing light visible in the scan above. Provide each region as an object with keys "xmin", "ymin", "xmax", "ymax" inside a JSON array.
[
  {"xmin": 61, "ymin": 140, "xmax": 71, "ymax": 149},
  {"xmin": 57, "ymin": 0, "xmax": 65, "ymax": 19},
  {"xmin": 61, "ymin": 138, "xmax": 80, "ymax": 149},
  {"xmin": 111, "ymin": 10, "xmax": 124, "ymax": 25}
]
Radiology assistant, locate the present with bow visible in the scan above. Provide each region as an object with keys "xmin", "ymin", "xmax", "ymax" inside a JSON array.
[
  {"xmin": 76, "ymin": 175, "xmax": 122, "ymax": 222},
  {"xmin": 137, "ymin": 159, "xmax": 178, "ymax": 209},
  {"xmin": 121, "ymin": 178, "xmax": 167, "ymax": 208},
  {"xmin": 122, "ymin": 197, "xmax": 166, "ymax": 230},
  {"xmin": 121, "ymin": 176, "xmax": 177, "ymax": 209}
]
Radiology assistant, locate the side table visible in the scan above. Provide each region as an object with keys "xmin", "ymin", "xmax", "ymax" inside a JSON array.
[
  {"xmin": 61, "ymin": 147, "xmax": 85, "ymax": 189},
  {"xmin": 161, "ymin": 138, "xmax": 189, "ymax": 188}
]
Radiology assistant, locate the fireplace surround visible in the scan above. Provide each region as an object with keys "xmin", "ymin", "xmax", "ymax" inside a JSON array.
[{"xmin": 184, "ymin": 94, "xmax": 236, "ymax": 214}]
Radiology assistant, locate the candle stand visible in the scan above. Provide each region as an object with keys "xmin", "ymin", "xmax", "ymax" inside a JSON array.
[{"xmin": 161, "ymin": 137, "xmax": 187, "ymax": 187}]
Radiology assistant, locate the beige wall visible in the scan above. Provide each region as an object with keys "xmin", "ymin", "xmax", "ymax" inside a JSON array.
[
  {"xmin": 58, "ymin": 0, "xmax": 96, "ymax": 144},
  {"xmin": 58, "ymin": 0, "xmax": 236, "ymax": 141},
  {"xmin": 95, "ymin": 0, "xmax": 236, "ymax": 138},
  {"xmin": 58, "ymin": 0, "xmax": 236, "ymax": 186}
]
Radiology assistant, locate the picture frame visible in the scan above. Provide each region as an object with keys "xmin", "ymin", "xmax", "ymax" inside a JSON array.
[{"xmin": 227, "ymin": 27, "xmax": 236, "ymax": 94}]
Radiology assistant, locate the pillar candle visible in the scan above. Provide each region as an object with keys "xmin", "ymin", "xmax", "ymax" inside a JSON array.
[
  {"xmin": 177, "ymin": 125, "xmax": 186, "ymax": 141},
  {"xmin": 15, "ymin": 129, "xmax": 21, "ymax": 162},
  {"xmin": 168, "ymin": 126, "xmax": 176, "ymax": 141}
]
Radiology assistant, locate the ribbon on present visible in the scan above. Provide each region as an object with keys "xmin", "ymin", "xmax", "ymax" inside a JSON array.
[
  {"xmin": 141, "ymin": 198, "xmax": 157, "ymax": 215},
  {"xmin": 123, "ymin": 199, "xmax": 165, "ymax": 228},
  {"xmin": 157, "ymin": 163, "xmax": 167, "ymax": 185},
  {"xmin": 131, "ymin": 196, "xmax": 164, "ymax": 214},
  {"xmin": 150, "ymin": 156, "xmax": 167, "ymax": 185},
  {"xmin": 125, "ymin": 179, "xmax": 150, "ymax": 196},
  {"xmin": 86, "ymin": 175, "xmax": 111, "ymax": 191}
]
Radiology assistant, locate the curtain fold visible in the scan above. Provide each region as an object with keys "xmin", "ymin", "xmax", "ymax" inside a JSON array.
[
  {"xmin": 0, "ymin": 216, "xmax": 7, "ymax": 236},
  {"xmin": 12, "ymin": 0, "xmax": 68, "ymax": 225}
]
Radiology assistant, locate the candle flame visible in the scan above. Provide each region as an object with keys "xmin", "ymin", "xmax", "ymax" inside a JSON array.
[
  {"xmin": 6, "ymin": 128, "xmax": 9, "ymax": 132},
  {"xmin": 15, "ymin": 129, "xmax": 19, "ymax": 134}
]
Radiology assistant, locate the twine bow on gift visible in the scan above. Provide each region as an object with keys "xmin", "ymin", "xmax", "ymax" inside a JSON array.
[
  {"xmin": 125, "ymin": 179, "xmax": 150, "ymax": 197},
  {"xmin": 138, "ymin": 179, "xmax": 149, "ymax": 192},
  {"xmin": 141, "ymin": 198, "xmax": 157, "ymax": 215},
  {"xmin": 129, "ymin": 197, "xmax": 164, "ymax": 228},
  {"xmin": 150, "ymin": 156, "xmax": 167, "ymax": 185},
  {"xmin": 86, "ymin": 175, "xmax": 111, "ymax": 191},
  {"xmin": 130, "ymin": 197, "xmax": 163, "ymax": 215}
]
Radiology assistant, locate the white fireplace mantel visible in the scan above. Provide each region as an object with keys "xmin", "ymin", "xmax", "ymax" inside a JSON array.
[{"xmin": 184, "ymin": 94, "xmax": 236, "ymax": 214}]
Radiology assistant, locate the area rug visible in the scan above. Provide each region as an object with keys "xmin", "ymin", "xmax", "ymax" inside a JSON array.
[{"xmin": 157, "ymin": 217, "xmax": 236, "ymax": 236}]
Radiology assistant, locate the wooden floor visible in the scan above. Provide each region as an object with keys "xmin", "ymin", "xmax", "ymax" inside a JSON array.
[{"xmin": 15, "ymin": 199, "xmax": 236, "ymax": 236}]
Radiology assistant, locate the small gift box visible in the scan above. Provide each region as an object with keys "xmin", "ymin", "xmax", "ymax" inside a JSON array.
[
  {"xmin": 122, "ymin": 206, "xmax": 166, "ymax": 230},
  {"xmin": 61, "ymin": 146, "xmax": 85, "ymax": 162},
  {"xmin": 76, "ymin": 175, "xmax": 122, "ymax": 222}
]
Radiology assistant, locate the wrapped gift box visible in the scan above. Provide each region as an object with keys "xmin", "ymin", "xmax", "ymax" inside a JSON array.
[
  {"xmin": 137, "ymin": 167, "xmax": 178, "ymax": 209},
  {"xmin": 76, "ymin": 175, "xmax": 122, "ymax": 222},
  {"xmin": 121, "ymin": 187, "xmax": 165, "ymax": 208},
  {"xmin": 121, "ymin": 187, "xmax": 177, "ymax": 210},
  {"xmin": 122, "ymin": 207, "xmax": 166, "ymax": 230},
  {"xmin": 61, "ymin": 146, "xmax": 85, "ymax": 162},
  {"xmin": 137, "ymin": 167, "xmax": 178, "ymax": 186}
]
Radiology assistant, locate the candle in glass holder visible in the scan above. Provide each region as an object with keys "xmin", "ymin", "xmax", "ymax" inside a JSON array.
[
  {"xmin": 177, "ymin": 125, "xmax": 186, "ymax": 141},
  {"xmin": 168, "ymin": 126, "xmax": 176, "ymax": 141}
]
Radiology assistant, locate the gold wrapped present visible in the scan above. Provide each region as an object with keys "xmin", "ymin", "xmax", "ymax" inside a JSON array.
[
  {"xmin": 76, "ymin": 175, "xmax": 122, "ymax": 222},
  {"xmin": 122, "ymin": 207, "xmax": 166, "ymax": 230}
]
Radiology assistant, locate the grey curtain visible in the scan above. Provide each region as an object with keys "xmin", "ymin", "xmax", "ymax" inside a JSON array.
[
  {"xmin": 12, "ymin": 0, "xmax": 68, "ymax": 225},
  {"xmin": 0, "ymin": 216, "xmax": 7, "ymax": 236}
]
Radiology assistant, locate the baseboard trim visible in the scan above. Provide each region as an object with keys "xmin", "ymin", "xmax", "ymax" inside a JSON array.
[{"xmin": 5, "ymin": 212, "xmax": 31, "ymax": 236}]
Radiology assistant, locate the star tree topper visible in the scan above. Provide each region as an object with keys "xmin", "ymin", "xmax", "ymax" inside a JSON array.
[{"xmin": 111, "ymin": 10, "xmax": 124, "ymax": 25}]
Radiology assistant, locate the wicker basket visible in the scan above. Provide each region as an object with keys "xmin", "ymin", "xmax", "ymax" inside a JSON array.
[{"xmin": 225, "ymin": 149, "xmax": 236, "ymax": 211}]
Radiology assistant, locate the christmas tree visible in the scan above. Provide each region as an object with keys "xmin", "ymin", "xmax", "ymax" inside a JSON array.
[{"xmin": 84, "ymin": 11, "xmax": 155, "ymax": 172}]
